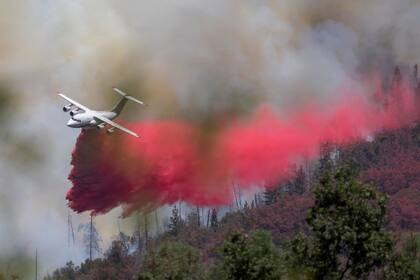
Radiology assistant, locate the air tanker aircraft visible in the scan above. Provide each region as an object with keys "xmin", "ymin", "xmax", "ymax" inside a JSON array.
[{"xmin": 58, "ymin": 88, "xmax": 143, "ymax": 138}]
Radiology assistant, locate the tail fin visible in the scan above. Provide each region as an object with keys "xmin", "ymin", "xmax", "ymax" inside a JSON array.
[
  {"xmin": 113, "ymin": 88, "xmax": 144, "ymax": 105},
  {"xmin": 111, "ymin": 88, "xmax": 144, "ymax": 115}
]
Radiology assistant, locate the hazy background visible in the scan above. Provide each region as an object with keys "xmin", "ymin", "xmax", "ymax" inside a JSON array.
[{"xmin": 1, "ymin": 0, "xmax": 420, "ymax": 278}]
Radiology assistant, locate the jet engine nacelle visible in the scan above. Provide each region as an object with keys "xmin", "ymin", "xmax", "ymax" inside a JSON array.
[
  {"xmin": 69, "ymin": 109, "xmax": 80, "ymax": 116},
  {"xmin": 62, "ymin": 104, "xmax": 72, "ymax": 112}
]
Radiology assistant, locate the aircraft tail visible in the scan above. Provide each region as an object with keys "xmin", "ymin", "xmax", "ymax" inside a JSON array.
[{"xmin": 111, "ymin": 87, "xmax": 144, "ymax": 114}]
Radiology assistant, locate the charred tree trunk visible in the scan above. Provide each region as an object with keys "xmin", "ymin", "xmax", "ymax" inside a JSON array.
[
  {"xmin": 136, "ymin": 212, "xmax": 141, "ymax": 252},
  {"xmin": 89, "ymin": 215, "xmax": 93, "ymax": 261},
  {"xmin": 154, "ymin": 210, "xmax": 159, "ymax": 234},
  {"xmin": 144, "ymin": 214, "xmax": 149, "ymax": 250},
  {"xmin": 206, "ymin": 209, "xmax": 211, "ymax": 228},
  {"xmin": 196, "ymin": 206, "xmax": 200, "ymax": 227}
]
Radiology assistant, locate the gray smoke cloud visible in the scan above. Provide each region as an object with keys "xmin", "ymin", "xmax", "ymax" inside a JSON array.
[{"xmin": 1, "ymin": 0, "xmax": 420, "ymax": 278}]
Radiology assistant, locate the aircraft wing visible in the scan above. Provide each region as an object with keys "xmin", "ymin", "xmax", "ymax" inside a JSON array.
[
  {"xmin": 58, "ymin": 93, "xmax": 90, "ymax": 112},
  {"xmin": 93, "ymin": 115, "xmax": 140, "ymax": 138}
]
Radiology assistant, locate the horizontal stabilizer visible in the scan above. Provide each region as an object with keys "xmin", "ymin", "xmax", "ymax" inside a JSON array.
[{"xmin": 113, "ymin": 87, "xmax": 145, "ymax": 105}]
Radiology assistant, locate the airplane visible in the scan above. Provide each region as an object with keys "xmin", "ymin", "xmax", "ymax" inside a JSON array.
[{"xmin": 58, "ymin": 88, "xmax": 144, "ymax": 138}]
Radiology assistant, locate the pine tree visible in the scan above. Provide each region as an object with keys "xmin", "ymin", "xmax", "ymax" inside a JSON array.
[
  {"xmin": 196, "ymin": 206, "xmax": 201, "ymax": 227},
  {"xmin": 134, "ymin": 212, "xmax": 142, "ymax": 252},
  {"xmin": 243, "ymin": 201, "xmax": 249, "ymax": 211},
  {"xmin": 77, "ymin": 215, "xmax": 102, "ymax": 260},
  {"xmin": 263, "ymin": 184, "xmax": 282, "ymax": 205},
  {"xmin": 290, "ymin": 165, "xmax": 306, "ymax": 195},
  {"xmin": 210, "ymin": 208, "xmax": 218, "ymax": 229},
  {"xmin": 186, "ymin": 209, "xmax": 200, "ymax": 229},
  {"xmin": 254, "ymin": 193, "xmax": 260, "ymax": 207},
  {"xmin": 168, "ymin": 205, "xmax": 183, "ymax": 236},
  {"xmin": 315, "ymin": 142, "xmax": 336, "ymax": 180},
  {"xmin": 144, "ymin": 213, "xmax": 149, "ymax": 250}
]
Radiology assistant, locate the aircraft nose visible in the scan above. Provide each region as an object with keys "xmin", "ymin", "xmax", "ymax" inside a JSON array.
[{"xmin": 67, "ymin": 119, "xmax": 78, "ymax": 128}]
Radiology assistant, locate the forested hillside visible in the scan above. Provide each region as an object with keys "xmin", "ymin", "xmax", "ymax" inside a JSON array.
[
  {"xmin": 45, "ymin": 115, "xmax": 420, "ymax": 279},
  {"xmin": 41, "ymin": 67, "xmax": 420, "ymax": 279}
]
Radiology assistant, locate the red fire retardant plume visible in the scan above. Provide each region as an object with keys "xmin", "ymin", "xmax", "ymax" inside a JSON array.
[{"xmin": 66, "ymin": 83, "xmax": 419, "ymax": 216}]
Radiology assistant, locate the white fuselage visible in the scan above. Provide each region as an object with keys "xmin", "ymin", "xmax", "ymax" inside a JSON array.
[{"xmin": 67, "ymin": 110, "xmax": 118, "ymax": 128}]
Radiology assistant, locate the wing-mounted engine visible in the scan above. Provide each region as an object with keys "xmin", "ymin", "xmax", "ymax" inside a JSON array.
[
  {"xmin": 69, "ymin": 109, "xmax": 81, "ymax": 116},
  {"xmin": 62, "ymin": 104, "xmax": 72, "ymax": 112}
]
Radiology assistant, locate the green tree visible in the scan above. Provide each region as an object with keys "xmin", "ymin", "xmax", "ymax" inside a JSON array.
[
  {"xmin": 314, "ymin": 142, "xmax": 336, "ymax": 180},
  {"xmin": 288, "ymin": 167, "xmax": 393, "ymax": 279},
  {"xmin": 290, "ymin": 165, "xmax": 306, "ymax": 195},
  {"xmin": 45, "ymin": 261, "xmax": 77, "ymax": 280},
  {"xmin": 77, "ymin": 216, "xmax": 102, "ymax": 260},
  {"xmin": 263, "ymin": 165, "xmax": 307, "ymax": 206},
  {"xmin": 384, "ymin": 234, "xmax": 420, "ymax": 279},
  {"xmin": 263, "ymin": 187, "xmax": 280, "ymax": 205},
  {"xmin": 186, "ymin": 210, "xmax": 200, "ymax": 229},
  {"xmin": 210, "ymin": 208, "xmax": 218, "ymax": 229},
  {"xmin": 384, "ymin": 254, "xmax": 420, "ymax": 280},
  {"xmin": 403, "ymin": 233, "xmax": 420, "ymax": 260},
  {"xmin": 242, "ymin": 201, "xmax": 250, "ymax": 213},
  {"xmin": 106, "ymin": 240, "xmax": 129, "ymax": 266},
  {"xmin": 168, "ymin": 206, "xmax": 183, "ymax": 236},
  {"xmin": 216, "ymin": 230, "xmax": 283, "ymax": 280},
  {"xmin": 138, "ymin": 242, "xmax": 204, "ymax": 280}
]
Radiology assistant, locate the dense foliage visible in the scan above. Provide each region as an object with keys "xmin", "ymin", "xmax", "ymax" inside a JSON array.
[
  {"xmin": 287, "ymin": 167, "xmax": 393, "ymax": 279},
  {"xmin": 41, "ymin": 160, "xmax": 420, "ymax": 279},
  {"xmin": 138, "ymin": 242, "xmax": 204, "ymax": 280},
  {"xmin": 216, "ymin": 230, "xmax": 283, "ymax": 280}
]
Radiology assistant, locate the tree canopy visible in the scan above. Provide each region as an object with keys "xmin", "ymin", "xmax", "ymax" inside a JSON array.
[{"xmin": 288, "ymin": 167, "xmax": 393, "ymax": 279}]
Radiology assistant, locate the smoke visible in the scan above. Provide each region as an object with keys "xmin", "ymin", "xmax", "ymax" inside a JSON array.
[
  {"xmin": 67, "ymin": 80, "xmax": 419, "ymax": 216},
  {"xmin": 108, "ymin": 0, "xmax": 420, "ymax": 117},
  {"xmin": 1, "ymin": 0, "xmax": 420, "ymax": 277}
]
